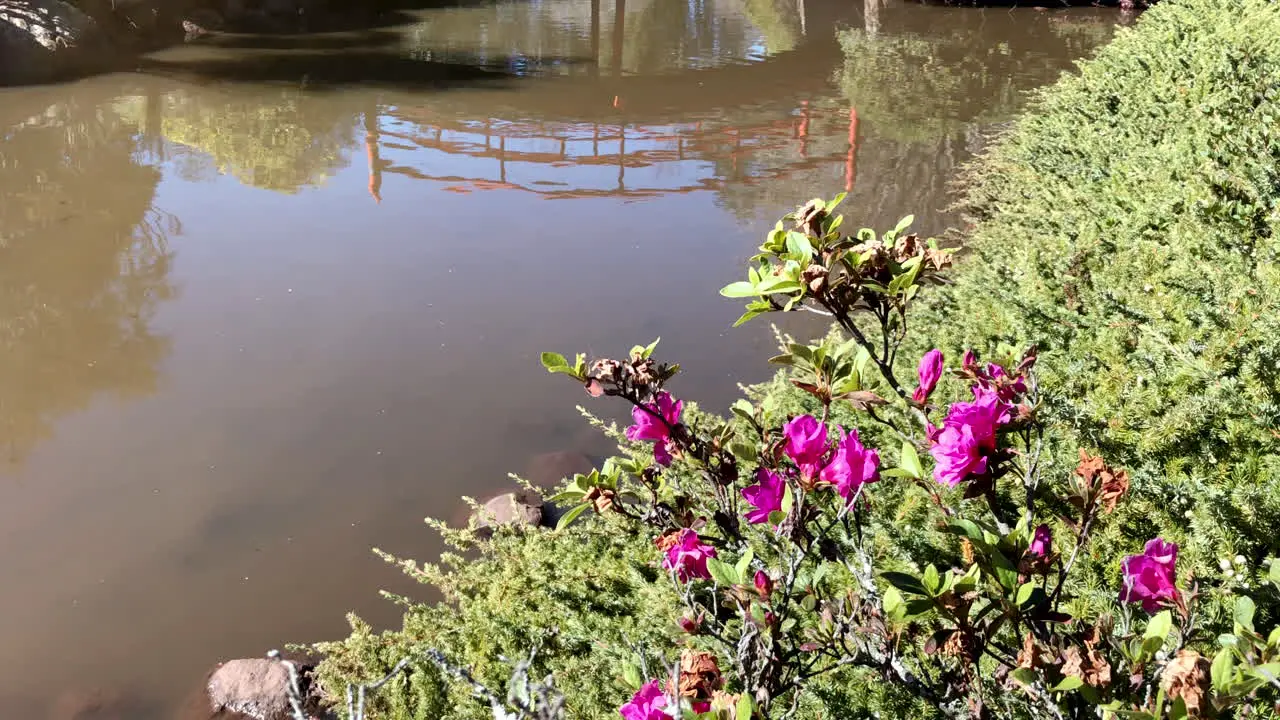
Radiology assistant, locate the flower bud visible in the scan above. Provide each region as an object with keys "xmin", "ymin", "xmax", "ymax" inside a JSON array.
[
  {"xmin": 678, "ymin": 615, "xmax": 700, "ymax": 635},
  {"xmin": 754, "ymin": 570, "xmax": 773, "ymax": 599}
]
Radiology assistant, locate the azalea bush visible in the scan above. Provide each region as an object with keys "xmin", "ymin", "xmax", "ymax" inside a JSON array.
[{"xmin": 532, "ymin": 196, "xmax": 1280, "ymax": 720}]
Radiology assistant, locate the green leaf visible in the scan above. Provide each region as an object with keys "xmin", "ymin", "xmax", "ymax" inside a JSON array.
[
  {"xmin": 883, "ymin": 586, "xmax": 904, "ymax": 619},
  {"xmin": 729, "ymin": 442, "xmax": 758, "ymax": 463},
  {"xmin": 1269, "ymin": 559, "xmax": 1280, "ymax": 590},
  {"xmin": 900, "ymin": 442, "xmax": 924, "ymax": 480},
  {"xmin": 1010, "ymin": 668, "xmax": 1037, "ymax": 686},
  {"xmin": 1051, "ymin": 676, "xmax": 1084, "ymax": 693},
  {"xmin": 1016, "ymin": 582, "xmax": 1037, "ymax": 607},
  {"xmin": 555, "ymin": 503, "xmax": 591, "ymax": 531},
  {"xmin": 882, "ymin": 571, "xmax": 927, "ymax": 596},
  {"xmin": 720, "ymin": 281, "xmax": 759, "ymax": 298},
  {"xmin": 546, "ymin": 490, "xmax": 586, "ymax": 503},
  {"xmin": 736, "ymin": 694, "xmax": 755, "ymax": 720},
  {"xmin": 894, "ymin": 214, "xmax": 915, "ymax": 235},
  {"xmin": 540, "ymin": 352, "xmax": 568, "ymax": 370},
  {"xmin": 706, "ymin": 557, "xmax": 740, "ymax": 587},
  {"xmin": 904, "ymin": 599, "xmax": 934, "ymax": 617},
  {"xmin": 1142, "ymin": 610, "xmax": 1173, "ymax": 655},
  {"xmin": 767, "ymin": 510, "xmax": 787, "ymax": 525},
  {"xmin": 621, "ymin": 663, "xmax": 642, "ymax": 690},
  {"xmin": 1235, "ymin": 596, "xmax": 1256, "ymax": 633},
  {"xmin": 733, "ymin": 307, "xmax": 769, "ymax": 327},
  {"xmin": 1211, "ymin": 649, "xmax": 1235, "ymax": 692},
  {"xmin": 785, "ymin": 231, "xmax": 815, "ymax": 263},
  {"xmin": 990, "ymin": 550, "xmax": 1019, "ymax": 591},
  {"xmin": 642, "ymin": 337, "xmax": 660, "ymax": 358},
  {"xmin": 736, "ymin": 549, "xmax": 755, "ymax": 581},
  {"xmin": 730, "ymin": 399, "xmax": 756, "ymax": 423},
  {"xmin": 923, "ymin": 565, "xmax": 941, "ymax": 595},
  {"xmin": 801, "ymin": 594, "xmax": 817, "ymax": 612}
]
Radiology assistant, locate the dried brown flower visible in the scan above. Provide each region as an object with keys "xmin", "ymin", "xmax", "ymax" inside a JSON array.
[
  {"xmin": 1161, "ymin": 650, "xmax": 1210, "ymax": 717},
  {"xmin": 675, "ymin": 650, "xmax": 723, "ymax": 703},
  {"xmin": 1061, "ymin": 645, "xmax": 1113, "ymax": 689},
  {"xmin": 1076, "ymin": 450, "xmax": 1130, "ymax": 514}
]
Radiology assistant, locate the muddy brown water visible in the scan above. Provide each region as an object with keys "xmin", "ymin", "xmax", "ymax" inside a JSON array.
[{"xmin": 0, "ymin": 1, "xmax": 1120, "ymax": 716}]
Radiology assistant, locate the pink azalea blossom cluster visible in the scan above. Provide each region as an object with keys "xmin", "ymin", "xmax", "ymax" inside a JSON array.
[
  {"xmin": 739, "ymin": 415, "xmax": 880, "ymax": 525},
  {"xmin": 921, "ymin": 350, "xmax": 1027, "ymax": 488},
  {"xmin": 619, "ymin": 681, "xmax": 668, "ymax": 720},
  {"xmin": 1120, "ymin": 538, "xmax": 1181, "ymax": 613},
  {"xmin": 625, "ymin": 392, "xmax": 683, "ymax": 466},
  {"xmin": 661, "ymin": 528, "xmax": 718, "ymax": 582}
]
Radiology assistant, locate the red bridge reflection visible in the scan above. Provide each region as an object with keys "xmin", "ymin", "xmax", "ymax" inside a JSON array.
[{"xmin": 364, "ymin": 100, "xmax": 859, "ymax": 202}]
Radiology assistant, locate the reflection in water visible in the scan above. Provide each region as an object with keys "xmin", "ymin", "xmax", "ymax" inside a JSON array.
[
  {"xmin": 0, "ymin": 0, "xmax": 1122, "ymax": 716},
  {"xmin": 116, "ymin": 89, "xmax": 362, "ymax": 192},
  {"xmin": 0, "ymin": 94, "xmax": 176, "ymax": 465}
]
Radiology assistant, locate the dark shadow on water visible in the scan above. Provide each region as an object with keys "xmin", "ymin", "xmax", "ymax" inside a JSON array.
[{"xmin": 138, "ymin": 50, "xmax": 517, "ymax": 92}]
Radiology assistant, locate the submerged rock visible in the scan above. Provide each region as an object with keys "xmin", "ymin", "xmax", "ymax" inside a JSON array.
[
  {"xmin": 49, "ymin": 686, "xmax": 138, "ymax": 720},
  {"xmin": 523, "ymin": 450, "xmax": 595, "ymax": 488}
]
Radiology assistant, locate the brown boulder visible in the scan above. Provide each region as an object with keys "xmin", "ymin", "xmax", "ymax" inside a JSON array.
[
  {"xmin": 206, "ymin": 658, "xmax": 302, "ymax": 720},
  {"xmin": 0, "ymin": 0, "xmax": 104, "ymax": 85},
  {"xmin": 472, "ymin": 492, "xmax": 543, "ymax": 535}
]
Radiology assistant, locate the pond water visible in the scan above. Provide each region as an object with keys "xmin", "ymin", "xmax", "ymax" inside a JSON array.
[{"xmin": 0, "ymin": 1, "xmax": 1120, "ymax": 716}]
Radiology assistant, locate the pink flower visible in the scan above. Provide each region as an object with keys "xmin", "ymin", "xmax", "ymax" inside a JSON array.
[
  {"xmin": 819, "ymin": 428, "xmax": 880, "ymax": 503},
  {"xmin": 928, "ymin": 386, "xmax": 1011, "ymax": 487},
  {"xmin": 1029, "ymin": 524, "xmax": 1052, "ymax": 557},
  {"xmin": 626, "ymin": 392, "xmax": 682, "ymax": 466},
  {"xmin": 619, "ymin": 680, "xmax": 668, "ymax": 720},
  {"xmin": 912, "ymin": 349, "xmax": 944, "ymax": 404},
  {"xmin": 741, "ymin": 468, "xmax": 784, "ymax": 524},
  {"xmin": 929, "ymin": 423, "xmax": 987, "ymax": 487},
  {"xmin": 945, "ymin": 386, "xmax": 1010, "ymax": 449},
  {"xmin": 783, "ymin": 415, "xmax": 828, "ymax": 472},
  {"xmin": 1120, "ymin": 538, "xmax": 1180, "ymax": 613},
  {"xmin": 982, "ymin": 363, "xmax": 1028, "ymax": 401},
  {"xmin": 1143, "ymin": 537, "xmax": 1178, "ymax": 567},
  {"xmin": 663, "ymin": 529, "xmax": 718, "ymax": 582}
]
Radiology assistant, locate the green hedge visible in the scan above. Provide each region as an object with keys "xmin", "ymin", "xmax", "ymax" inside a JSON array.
[{"xmin": 922, "ymin": 0, "xmax": 1280, "ymax": 619}]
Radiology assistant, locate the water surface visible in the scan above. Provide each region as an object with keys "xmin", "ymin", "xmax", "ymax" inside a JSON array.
[{"xmin": 0, "ymin": 1, "xmax": 1120, "ymax": 715}]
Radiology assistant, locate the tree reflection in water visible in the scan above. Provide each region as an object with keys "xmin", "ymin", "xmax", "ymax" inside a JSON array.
[{"xmin": 0, "ymin": 94, "xmax": 176, "ymax": 466}]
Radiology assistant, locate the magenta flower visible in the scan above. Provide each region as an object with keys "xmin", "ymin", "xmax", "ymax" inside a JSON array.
[
  {"xmin": 928, "ymin": 386, "xmax": 1011, "ymax": 487},
  {"xmin": 741, "ymin": 468, "xmax": 785, "ymax": 524},
  {"xmin": 619, "ymin": 680, "xmax": 668, "ymax": 720},
  {"xmin": 1029, "ymin": 524, "xmax": 1052, "ymax": 557},
  {"xmin": 912, "ymin": 349, "xmax": 945, "ymax": 404},
  {"xmin": 929, "ymin": 423, "xmax": 987, "ymax": 487},
  {"xmin": 783, "ymin": 415, "xmax": 828, "ymax": 472},
  {"xmin": 820, "ymin": 428, "xmax": 880, "ymax": 503},
  {"xmin": 1120, "ymin": 538, "xmax": 1180, "ymax": 613},
  {"xmin": 981, "ymin": 363, "xmax": 1028, "ymax": 401},
  {"xmin": 663, "ymin": 529, "xmax": 718, "ymax": 582},
  {"xmin": 946, "ymin": 386, "xmax": 1010, "ymax": 449},
  {"xmin": 626, "ymin": 392, "xmax": 682, "ymax": 466},
  {"xmin": 1143, "ymin": 537, "xmax": 1178, "ymax": 567}
]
